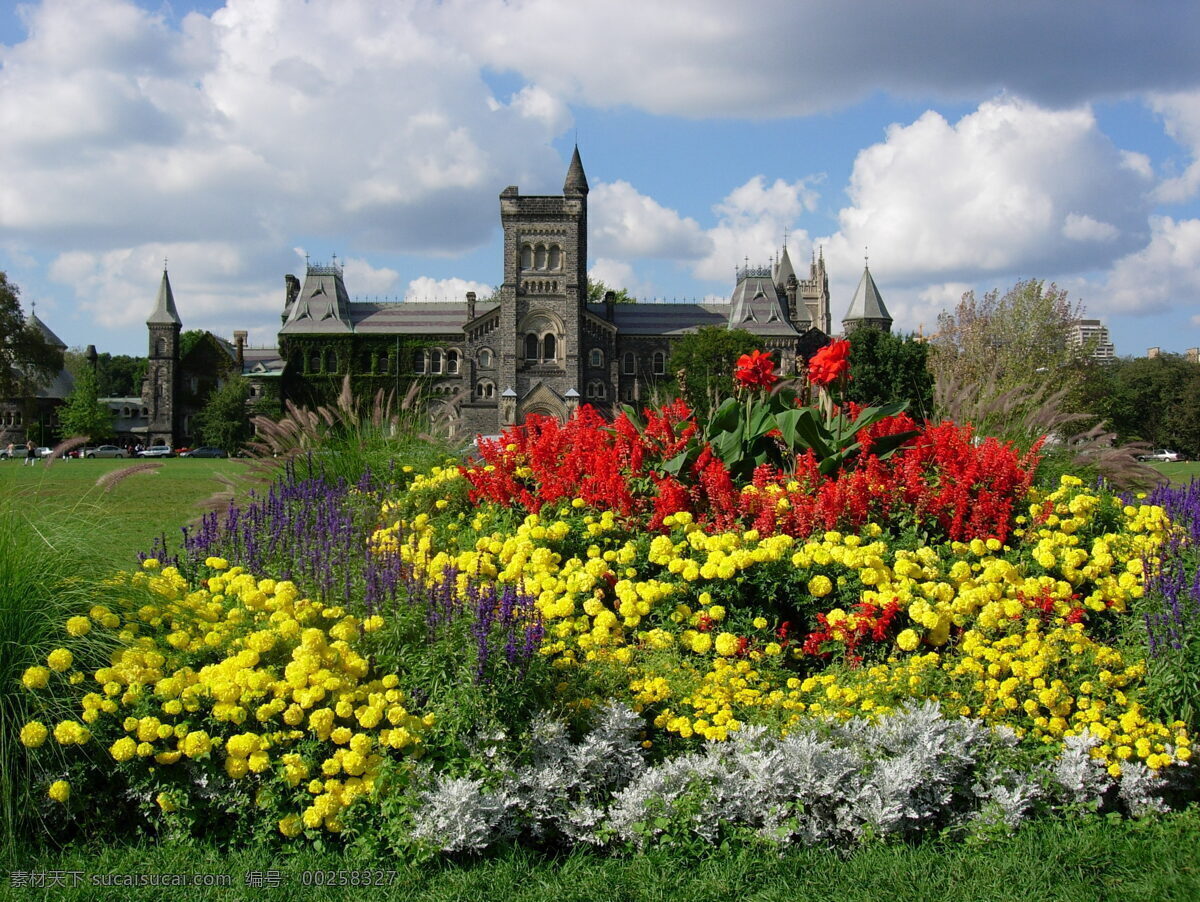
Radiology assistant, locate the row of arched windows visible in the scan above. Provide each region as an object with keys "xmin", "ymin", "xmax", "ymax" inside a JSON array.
[
  {"xmin": 520, "ymin": 243, "xmax": 563, "ymax": 271},
  {"xmin": 1, "ymin": 411, "xmax": 22, "ymax": 427},
  {"xmin": 415, "ymin": 348, "xmax": 462, "ymax": 375},
  {"xmin": 621, "ymin": 351, "xmax": 667, "ymax": 376},
  {"xmin": 524, "ymin": 333, "xmax": 557, "ymax": 364}
]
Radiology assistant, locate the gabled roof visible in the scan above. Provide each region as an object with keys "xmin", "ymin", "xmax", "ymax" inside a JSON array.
[
  {"xmin": 773, "ymin": 245, "xmax": 798, "ymax": 293},
  {"xmin": 843, "ymin": 265, "xmax": 892, "ymax": 325},
  {"xmin": 587, "ymin": 303, "xmax": 730, "ymax": 336},
  {"xmin": 146, "ymin": 269, "xmax": 182, "ymax": 326}
]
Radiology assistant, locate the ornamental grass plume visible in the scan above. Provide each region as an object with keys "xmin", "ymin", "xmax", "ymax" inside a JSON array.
[
  {"xmin": 94, "ymin": 462, "xmax": 162, "ymax": 494},
  {"xmin": 934, "ymin": 371, "xmax": 1161, "ymax": 491},
  {"xmin": 42, "ymin": 436, "xmax": 89, "ymax": 468}
]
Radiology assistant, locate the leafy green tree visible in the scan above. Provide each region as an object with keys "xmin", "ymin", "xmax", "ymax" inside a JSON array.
[
  {"xmin": 179, "ymin": 329, "xmax": 206, "ymax": 359},
  {"xmin": 56, "ymin": 366, "xmax": 114, "ymax": 442},
  {"xmin": 1080, "ymin": 355, "xmax": 1200, "ymax": 457},
  {"xmin": 586, "ymin": 278, "xmax": 634, "ymax": 304},
  {"xmin": 929, "ymin": 280, "xmax": 1088, "ymax": 398},
  {"xmin": 667, "ymin": 326, "xmax": 759, "ymax": 420},
  {"xmin": 0, "ymin": 272, "xmax": 62, "ymax": 398},
  {"xmin": 845, "ymin": 329, "xmax": 935, "ymax": 419},
  {"xmin": 194, "ymin": 376, "xmax": 252, "ymax": 453}
]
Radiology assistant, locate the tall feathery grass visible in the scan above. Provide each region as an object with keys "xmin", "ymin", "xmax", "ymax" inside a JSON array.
[
  {"xmin": 934, "ymin": 372, "xmax": 1162, "ymax": 490},
  {"xmin": 244, "ymin": 375, "xmax": 465, "ymax": 487},
  {"xmin": 0, "ymin": 500, "xmax": 131, "ymax": 852}
]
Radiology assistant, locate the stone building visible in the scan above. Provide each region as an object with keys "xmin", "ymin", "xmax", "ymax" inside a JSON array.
[
  {"xmin": 0, "ymin": 312, "xmax": 72, "ymax": 451},
  {"xmin": 140, "ymin": 148, "xmax": 891, "ymax": 443}
]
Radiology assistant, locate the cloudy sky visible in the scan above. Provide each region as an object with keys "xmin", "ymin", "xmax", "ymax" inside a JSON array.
[{"xmin": 3, "ymin": 0, "xmax": 1199, "ymax": 358}]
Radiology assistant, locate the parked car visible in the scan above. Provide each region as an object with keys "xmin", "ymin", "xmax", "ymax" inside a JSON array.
[
  {"xmin": 35, "ymin": 447, "xmax": 53, "ymax": 458},
  {"xmin": 1138, "ymin": 449, "xmax": 1184, "ymax": 462},
  {"xmin": 181, "ymin": 447, "xmax": 228, "ymax": 458},
  {"xmin": 85, "ymin": 445, "xmax": 127, "ymax": 459},
  {"xmin": 136, "ymin": 446, "xmax": 173, "ymax": 458}
]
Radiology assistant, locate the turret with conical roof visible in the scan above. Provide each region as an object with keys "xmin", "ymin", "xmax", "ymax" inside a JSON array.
[
  {"xmin": 564, "ymin": 145, "xmax": 589, "ymax": 195},
  {"xmin": 147, "ymin": 268, "xmax": 182, "ymax": 326},
  {"xmin": 842, "ymin": 263, "xmax": 892, "ymax": 334},
  {"xmin": 144, "ymin": 267, "xmax": 182, "ymax": 449}
]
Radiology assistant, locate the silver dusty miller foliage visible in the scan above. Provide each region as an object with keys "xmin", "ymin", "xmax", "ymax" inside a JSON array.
[{"xmin": 406, "ymin": 702, "xmax": 1181, "ymax": 854}]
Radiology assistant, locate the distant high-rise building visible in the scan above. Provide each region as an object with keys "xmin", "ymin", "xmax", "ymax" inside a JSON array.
[{"xmin": 1069, "ymin": 319, "xmax": 1115, "ymax": 361}]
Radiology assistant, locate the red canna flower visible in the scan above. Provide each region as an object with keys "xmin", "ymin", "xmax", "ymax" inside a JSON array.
[
  {"xmin": 734, "ymin": 349, "xmax": 778, "ymax": 389},
  {"xmin": 807, "ymin": 339, "xmax": 851, "ymax": 386}
]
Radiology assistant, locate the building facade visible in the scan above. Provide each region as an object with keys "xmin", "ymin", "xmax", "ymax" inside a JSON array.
[
  {"xmin": 271, "ymin": 149, "xmax": 888, "ymax": 438},
  {"xmin": 132, "ymin": 149, "xmax": 890, "ymax": 446}
]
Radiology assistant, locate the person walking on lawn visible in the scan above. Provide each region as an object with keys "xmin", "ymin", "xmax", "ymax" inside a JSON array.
[{"xmin": 24, "ymin": 440, "xmax": 36, "ymax": 466}]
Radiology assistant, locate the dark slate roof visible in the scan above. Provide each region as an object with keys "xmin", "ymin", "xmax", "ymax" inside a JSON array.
[
  {"xmin": 146, "ymin": 270, "xmax": 182, "ymax": 326},
  {"xmin": 773, "ymin": 245, "xmax": 798, "ymax": 293},
  {"xmin": 351, "ymin": 301, "xmax": 472, "ymax": 335},
  {"xmin": 843, "ymin": 266, "xmax": 892, "ymax": 324},
  {"xmin": 28, "ymin": 312, "xmax": 67, "ymax": 350},
  {"xmin": 586, "ymin": 303, "xmax": 731, "ymax": 335},
  {"xmin": 280, "ymin": 267, "xmax": 353, "ymax": 334},
  {"xmin": 728, "ymin": 273, "xmax": 804, "ymax": 336},
  {"xmin": 564, "ymin": 146, "xmax": 589, "ymax": 194},
  {"xmin": 242, "ymin": 346, "xmax": 285, "ymax": 376}
]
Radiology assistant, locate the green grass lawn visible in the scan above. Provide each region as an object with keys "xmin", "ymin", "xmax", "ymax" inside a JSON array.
[
  {"xmin": 1148, "ymin": 460, "xmax": 1200, "ymax": 485},
  {"xmin": 0, "ymin": 458, "xmax": 256, "ymax": 567}
]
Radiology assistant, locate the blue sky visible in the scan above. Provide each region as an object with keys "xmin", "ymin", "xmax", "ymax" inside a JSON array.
[{"xmin": 2, "ymin": 0, "xmax": 1199, "ymax": 359}]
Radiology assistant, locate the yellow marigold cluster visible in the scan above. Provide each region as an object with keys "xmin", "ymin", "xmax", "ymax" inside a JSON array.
[
  {"xmin": 21, "ymin": 560, "xmax": 431, "ymax": 836},
  {"xmin": 380, "ymin": 474, "xmax": 1189, "ymax": 772}
]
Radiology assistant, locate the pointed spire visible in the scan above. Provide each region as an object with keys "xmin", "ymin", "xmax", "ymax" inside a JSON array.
[
  {"xmin": 843, "ymin": 262, "xmax": 892, "ymax": 330},
  {"xmin": 147, "ymin": 267, "xmax": 182, "ymax": 326},
  {"xmin": 564, "ymin": 145, "xmax": 589, "ymax": 195}
]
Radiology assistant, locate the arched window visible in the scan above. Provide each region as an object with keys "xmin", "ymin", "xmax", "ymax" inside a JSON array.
[
  {"xmin": 379, "ymin": 354, "xmax": 391, "ymax": 374},
  {"xmin": 415, "ymin": 350, "xmax": 428, "ymax": 373},
  {"xmin": 476, "ymin": 380, "xmax": 495, "ymax": 400},
  {"xmin": 478, "ymin": 348, "xmax": 494, "ymax": 368},
  {"xmin": 156, "ymin": 338, "xmax": 167, "ymax": 356},
  {"xmin": 622, "ymin": 352, "xmax": 636, "ymax": 375},
  {"xmin": 548, "ymin": 246, "xmax": 561, "ymax": 270},
  {"xmin": 447, "ymin": 349, "xmax": 460, "ymax": 375},
  {"xmin": 652, "ymin": 350, "xmax": 666, "ymax": 376},
  {"xmin": 543, "ymin": 334, "xmax": 556, "ymax": 362},
  {"xmin": 589, "ymin": 348, "xmax": 604, "ymax": 368},
  {"xmin": 534, "ymin": 244, "xmax": 547, "ymax": 269},
  {"xmin": 525, "ymin": 333, "xmax": 539, "ymax": 361},
  {"xmin": 521, "ymin": 245, "xmax": 533, "ymax": 269},
  {"xmin": 310, "ymin": 352, "xmax": 322, "ymax": 373},
  {"xmin": 431, "ymin": 349, "xmax": 444, "ymax": 375}
]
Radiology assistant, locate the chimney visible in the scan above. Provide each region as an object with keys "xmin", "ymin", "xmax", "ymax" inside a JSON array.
[
  {"xmin": 234, "ymin": 331, "xmax": 247, "ymax": 368},
  {"xmin": 1188, "ymin": 347, "xmax": 1199, "ymax": 364},
  {"xmin": 1147, "ymin": 347, "xmax": 1161, "ymax": 359},
  {"xmin": 604, "ymin": 289, "xmax": 616, "ymax": 322},
  {"xmin": 466, "ymin": 291, "xmax": 476, "ymax": 322}
]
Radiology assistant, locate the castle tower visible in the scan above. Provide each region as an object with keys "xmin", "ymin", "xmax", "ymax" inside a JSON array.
[
  {"xmin": 144, "ymin": 267, "xmax": 182, "ymax": 448},
  {"xmin": 494, "ymin": 146, "xmax": 589, "ymax": 422},
  {"xmin": 842, "ymin": 263, "xmax": 893, "ymax": 334}
]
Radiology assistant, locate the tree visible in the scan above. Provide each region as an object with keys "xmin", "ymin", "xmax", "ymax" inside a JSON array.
[
  {"xmin": 845, "ymin": 329, "xmax": 935, "ymax": 419},
  {"xmin": 929, "ymin": 280, "xmax": 1088, "ymax": 395},
  {"xmin": 667, "ymin": 326, "xmax": 760, "ymax": 420},
  {"xmin": 1079, "ymin": 354, "xmax": 1200, "ymax": 457},
  {"xmin": 63, "ymin": 350, "xmax": 147, "ymax": 398},
  {"xmin": 179, "ymin": 329, "xmax": 206, "ymax": 359},
  {"xmin": 586, "ymin": 278, "xmax": 634, "ymax": 304},
  {"xmin": 56, "ymin": 366, "xmax": 114, "ymax": 442},
  {"xmin": 0, "ymin": 272, "xmax": 62, "ymax": 398},
  {"xmin": 194, "ymin": 376, "xmax": 252, "ymax": 453},
  {"xmin": 927, "ymin": 280, "xmax": 1093, "ymax": 437}
]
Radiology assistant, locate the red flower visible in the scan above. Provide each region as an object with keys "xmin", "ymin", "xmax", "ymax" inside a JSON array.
[
  {"xmin": 734, "ymin": 350, "xmax": 778, "ymax": 389},
  {"xmin": 807, "ymin": 339, "xmax": 851, "ymax": 386}
]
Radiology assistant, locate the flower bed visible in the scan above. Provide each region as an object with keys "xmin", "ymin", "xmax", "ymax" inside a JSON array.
[{"xmin": 16, "ymin": 350, "xmax": 1200, "ymax": 854}]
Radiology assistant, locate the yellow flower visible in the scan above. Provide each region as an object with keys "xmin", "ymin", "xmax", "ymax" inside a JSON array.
[
  {"xmin": 714, "ymin": 632, "xmax": 740, "ymax": 656},
  {"xmin": 20, "ymin": 722, "xmax": 48, "ymax": 748},
  {"xmin": 156, "ymin": 792, "xmax": 178, "ymax": 812},
  {"xmin": 896, "ymin": 629, "xmax": 921, "ymax": 652},
  {"xmin": 48, "ymin": 781, "xmax": 70, "ymax": 804},
  {"xmin": 65, "ymin": 616, "xmax": 91, "ymax": 637},
  {"xmin": 110, "ymin": 736, "xmax": 137, "ymax": 762},
  {"xmin": 47, "ymin": 648, "xmax": 73, "ymax": 672},
  {"xmin": 205, "ymin": 556, "xmax": 229, "ymax": 571},
  {"xmin": 21, "ymin": 666, "xmax": 50, "ymax": 690},
  {"xmin": 808, "ymin": 575, "xmax": 833, "ymax": 597},
  {"xmin": 278, "ymin": 814, "xmax": 304, "ymax": 837}
]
